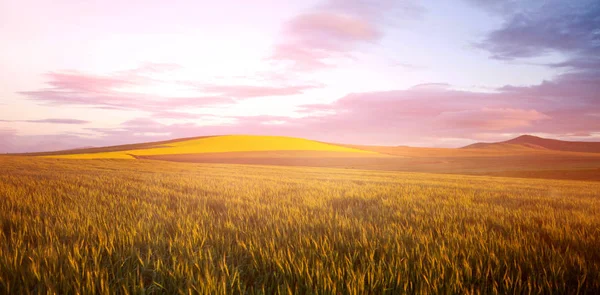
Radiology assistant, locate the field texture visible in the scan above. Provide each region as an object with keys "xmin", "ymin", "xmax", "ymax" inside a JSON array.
[
  {"xmin": 1, "ymin": 156, "xmax": 599, "ymax": 294},
  {"xmin": 142, "ymin": 151, "xmax": 600, "ymax": 181}
]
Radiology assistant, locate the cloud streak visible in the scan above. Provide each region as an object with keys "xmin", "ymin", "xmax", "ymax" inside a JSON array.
[
  {"xmin": 269, "ymin": 0, "xmax": 424, "ymax": 70},
  {"xmin": 18, "ymin": 119, "xmax": 90, "ymax": 124},
  {"xmin": 18, "ymin": 64, "xmax": 320, "ymax": 118},
  {"xmin": 19, "ymin": 67, "xmax": 233, "ymax": 112},
  {"xmin": 197, "ymin": 84, "xmax": 321, "ymax": 98}
]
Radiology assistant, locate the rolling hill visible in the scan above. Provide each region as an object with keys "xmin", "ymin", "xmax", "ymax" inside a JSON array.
[
  {"xmin": 34, "ymin": 135, "xmax": 375, "ymax": 159},
  {"xmin": 9, "ymin": 134, "xmax": 600, "ymax": 181},
  {"xmin": 463, "ymin": 135, "xmax": 600, "ymax": 153}
]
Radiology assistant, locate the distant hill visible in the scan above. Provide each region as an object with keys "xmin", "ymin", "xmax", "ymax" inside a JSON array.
[
  {"xmin": 25, "ymin": 135, "xmax": 375, "ymax": 159},
  {"xmin": 10, "ymin": 134, "xmax": 600, "ymax": 181},
  {"xmin": 463, "ymin": 135, "xmax": 600, "ymax": 153}
]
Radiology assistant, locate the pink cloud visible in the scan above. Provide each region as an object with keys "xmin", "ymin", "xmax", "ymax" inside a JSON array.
[
  {"xmin": 501, "ymin": 71, "xmax": 600, "ymax": 100},
  {"xmin": 21, "ymin": 64, "xmax": 319, "ymax": 115},
  {"xmin": 269, "ymin": 0, "xmax": 423, "ymax": 71},
  {"xmin": 409, "ymin": 83, "xmax": 452, "ymax": 91},
  {"xmin": 22, "ymin": 118, "xmax": 90, "ymax": 124},
  {"xmin": 286, "ymin": 12, "xmax": 380, "ymax": 45},
  {"xmin": 20, "ymin": 87, "xmax": 231, "ymax": 111},
  {"xmin": 20, "ymin": 69, "xmax": 164, "ymax": 110},
  {"xmin": 271, "ymin": 44, "xmax": 333, "ymax": 70},
  {"xmin": 200, "ymin": 84, "xmax": 319, "ymax": 98},
  {"xmin": 152, "ymin": 111, "xmax": 204, "ymax": 119},
  {"xmin": 44, "ymin": 71, "xmax": 136, "ymax": 93},
  {"xmin": 438, "ymin": 108, "xmax": 551, "ymax": 131},
  {"xmin": 121, "ymin": 118, "xmax": 165, "ymax": 128},
  {"xmin": 124, "ymin": 62, "xmax": 183, "ymax": 74},
  {"xmin": 290, "ymin": 72, "xmax": 598, "ymax": 144}
]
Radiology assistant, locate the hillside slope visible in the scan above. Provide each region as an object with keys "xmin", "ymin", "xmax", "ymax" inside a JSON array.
[
  {"xmin": 463, "ymin": 135, "xmax": 600, "ymax": 153},
  {"xmin": 40, "ymin": 135, "xmax": 375, "ymax": 159}
]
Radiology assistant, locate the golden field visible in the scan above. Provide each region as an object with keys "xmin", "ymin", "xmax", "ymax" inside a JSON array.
[
  {"xmin": 43, "ymin": 135, "xmax": 372, "ymax": 159},
  {"xmin": 1, "ymin": 156, "xmax": 599, "ymax": 294}
]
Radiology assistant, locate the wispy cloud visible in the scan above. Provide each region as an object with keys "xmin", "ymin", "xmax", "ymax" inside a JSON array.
[
  {"xmin": 20, "ymin": 118, "xmax": 90, "ymax": 124},
  {"xmin": 194, "ymin": 84, "xmax": 321, "ymax": 98},
  {"xmin": 19, "ymin": 66, "xmax": 233, "ymax": 112},
  {"xmin": 18, "ymin": 63, "xmax": 322, "ymax": 120},
  {"xmin": 269, "ymin": 0, "xmax": 424, "ymax": 70}
]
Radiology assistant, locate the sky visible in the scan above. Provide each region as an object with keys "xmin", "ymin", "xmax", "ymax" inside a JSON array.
[{"xmin": 1, "ymin": 0, "xmax": 599, "ymax": 152}]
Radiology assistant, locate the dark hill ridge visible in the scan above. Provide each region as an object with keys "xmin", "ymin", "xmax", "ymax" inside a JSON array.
[
  {"xmin": 17, "ymin": 136, "xmax": 216, "ymax": 156},
  {"xmin": 463, "ymin": 135, "xmax": 600, "ymax": 153}
]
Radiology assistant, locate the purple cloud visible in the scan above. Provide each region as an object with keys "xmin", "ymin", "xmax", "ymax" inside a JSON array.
[
  {"xmin": 472, "ymin": 0, "xmax": 600, "ymax": 63},
  {"xmin": 152, "ymin": 111, "xmax": 205, "ymax": 119},
  {"xmin": 22, "ymin": 119, "xmax": 90, "ymax": 124},
  {"xmin": 463, "ymin": 0, "xmax": 519, "ymax": 16}
]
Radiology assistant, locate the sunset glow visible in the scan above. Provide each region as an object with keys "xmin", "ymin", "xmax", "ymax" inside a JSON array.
[
  {"xmin": 1, "ymin": 0, "xmax": 599, "ymax": 152},
  {"xmin": 2, "ymin": 1, "xmax": 600, "ymax": 292}
]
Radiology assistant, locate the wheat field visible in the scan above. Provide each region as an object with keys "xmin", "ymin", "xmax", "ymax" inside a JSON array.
[
  {"xmin": 44, "ymin": 135, "xmax": 372, "ymax": 159},
  {"xmin": 1, "ymin": 156, "xmax": 599, "ymax": 294}
]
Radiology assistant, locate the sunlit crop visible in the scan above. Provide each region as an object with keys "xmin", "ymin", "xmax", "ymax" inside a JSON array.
[
  {"xmin": 1, "ymin": 156, "xmax": 599, "ymax": 294},
  {"xmin": 46, "ymin": 135, "xmax": 373, "ymax": 159}
]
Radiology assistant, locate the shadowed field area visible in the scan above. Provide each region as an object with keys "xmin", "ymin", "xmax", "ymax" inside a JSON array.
[
  {"xmin": 463, "ymin": 135, "xmax": 600, "ymax": 153},
  {"xmin": 140, "ymin": 150, "xmax": 600, "ymax": 181},
  {"xmin": 1, "ymin": 156, "xmax": 599, "ymax": 294}
]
